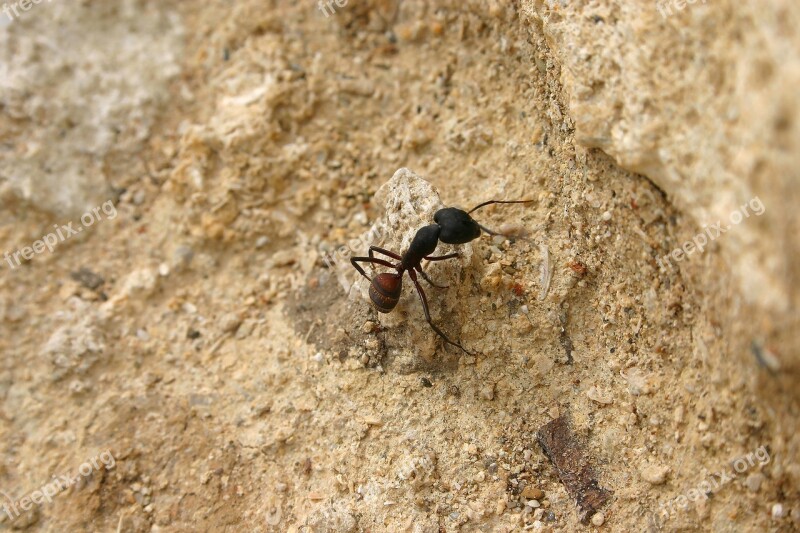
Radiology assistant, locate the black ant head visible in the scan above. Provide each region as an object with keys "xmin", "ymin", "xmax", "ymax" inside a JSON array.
[
  {"xmin": 434, "ymin": 207, "xmax": 482, "ymax": 245},
  {"xmin": 369, "ymin": 272, "xmax": 403, "ymax": 313}
]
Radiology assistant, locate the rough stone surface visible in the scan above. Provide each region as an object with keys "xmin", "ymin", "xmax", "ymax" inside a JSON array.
[
  {"xmin": 520, "ymin": 0, "xmax": 800, "ymax": 369},
  {"xmin": 0, "ymin": 0, "xmax": 184, "ymax": 217},
  {"xmin": 0, "ymin": 1, "xmax": 797, "ymax": 532}
]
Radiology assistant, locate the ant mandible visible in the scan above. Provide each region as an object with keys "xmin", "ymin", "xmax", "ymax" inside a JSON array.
[{"xmin": 350, "ymin": 199, "xmax": 533, "ymax": 354}]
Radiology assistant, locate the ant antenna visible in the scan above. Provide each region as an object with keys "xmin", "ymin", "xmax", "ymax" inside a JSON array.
[
  {"xmin": 467, "ymin": 199, "xmax": 535, "ymax": 214},
  {"xmin": 468, "ymin": 199, "xmax": 535, "ymax": 237}
]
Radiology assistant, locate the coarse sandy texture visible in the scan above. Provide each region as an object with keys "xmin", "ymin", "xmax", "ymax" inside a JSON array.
[{"xmin": 0, "ymin": 1, "xmax": 797, "ymax": 532}]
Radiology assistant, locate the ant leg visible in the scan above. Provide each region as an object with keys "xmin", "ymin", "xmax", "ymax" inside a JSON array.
[
  {"xmin": 351, "ymin": 256, "xmax": 396, "ymax": 281},
  {"xmin": 408, "ymin": 271, "xmax": 472, "ymax": 355},
  {"xmin": 419, "ymin": 252, "xmax": 458, "ymax": 287},
  {"xmin": 369, "ymin": 246, "xmax": 402, "ymax": 261},
  {"xmin": 420, "ymin": 252, "xmax": 458, "ymax": 287},
  {"xmin": 425, "ymin": 253, "xmax": 459, "ymax": 262},
  {"xmin": 416, "ymin": 266, "xmax": 449, "ymax": 289}
]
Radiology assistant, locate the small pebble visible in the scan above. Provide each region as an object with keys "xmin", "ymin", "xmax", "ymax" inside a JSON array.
[
  {"xmin": 745, "ymin": 473, "xmax": 764, "ymax": 492},
  {"xmin": 592, "ymin": 512, "xmax": 605, "ymax": 526},
  {"xmin": 601, "ymin": 210, "xmax": 612, "ymax": 221},
  {"xmin": 495, "ymin": 499, "xmax": 506, "ymax": 515},
  {"xmin": 71, "ymin": 267, "xmax": 105, "ymax": 290},
  {"xmin": 640, "ymin": 464, "xmax": 669, "ymax": 485},
  {"xmin": 219, "ymin": 312, "xmax": 242, "ymax": 333},
  {"xmin": 521, "ymin": 486, "xmax": 544, "ymax": 500},
  {"xmin": 255, "ymin": 236, "xmax": 269, "ymax": 248},
  {"xmin": 479, "ymin": 383, "xmax": 495, "ymax": 401},
  {"xmin": 772, "ymin": 503, "xmax": 785, "ymax": 519},
  {"xmin": 158, "ymin": 263, "xmax": 170, "ymax": 277},
  {"xmin": 364, "ymin": 338, "xmax": 379, "ymax": 350},
  {"xmin": 173, "ymin": 245, "xmax": 194, "ymax": 269},
  {"xmin": 69, "ymin": 380, "xmax": 88, "ymax": 395},
  {"xmin": 587, "ymin": 385, "xmax": 613, "ymax": 405}
]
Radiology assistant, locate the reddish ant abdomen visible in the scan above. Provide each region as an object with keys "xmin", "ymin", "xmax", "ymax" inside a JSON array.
[{"xmin": 369, "ymin": 273, "xmax": 403, "ymax": 313}]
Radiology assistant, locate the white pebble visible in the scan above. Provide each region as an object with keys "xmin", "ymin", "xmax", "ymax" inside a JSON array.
[
  {"xmin": 640, "ymin": 464, "xmax": 669, "ymax": 485},
  {"xmin": 772, "ymin": 503, "xmax": 785, "ymax": 519},
  {"xmin": 592, "ymin": 512, "xmax": 605, "ymax": 526}
]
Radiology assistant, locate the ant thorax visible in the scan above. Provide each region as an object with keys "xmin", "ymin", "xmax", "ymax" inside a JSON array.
[{"xmin": 401, "ymin": 224, "xmax": 440, "ymax": 269}]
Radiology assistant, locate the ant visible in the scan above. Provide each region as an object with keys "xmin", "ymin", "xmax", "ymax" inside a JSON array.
[{"xmin": 351, "ymin": 199, "xmax": 533, "ymax": 354}]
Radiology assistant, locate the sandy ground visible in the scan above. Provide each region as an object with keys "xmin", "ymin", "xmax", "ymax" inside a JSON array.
[{"xmin": 0, "ymin": 1, "xmax": 797, "ymax": 532}]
